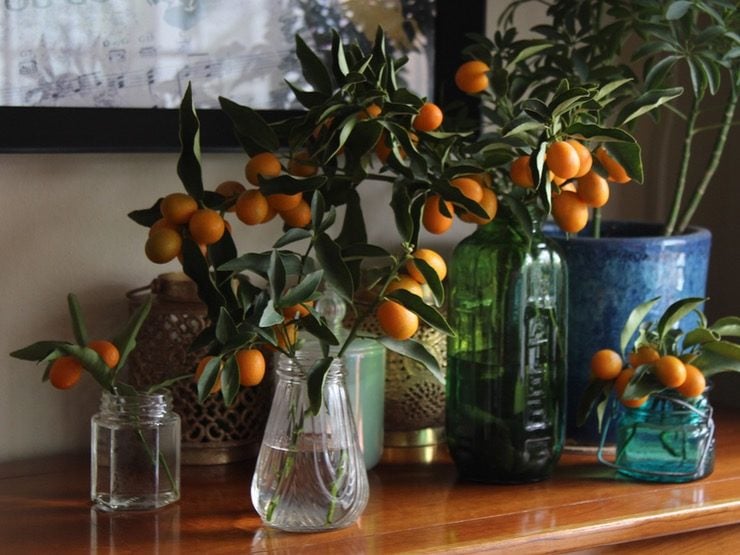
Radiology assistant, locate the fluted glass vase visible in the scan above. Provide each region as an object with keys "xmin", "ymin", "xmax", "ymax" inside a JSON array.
[{"xmin": 251, "ymin": 350, "xmax": 369, "ymax": 531}]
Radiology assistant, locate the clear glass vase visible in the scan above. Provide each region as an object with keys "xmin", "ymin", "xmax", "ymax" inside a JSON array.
[
  {"xmin": 446, "ymin": 204, "xmax": 568, "ymax": 483},
  {"xmin": 251, "ymin": 351, "xmax": 369, "ymax": 532},
  {"xmin": 91, "ymin": 391, "xmax": 181, "ymax": 511},
  {"xmin": 607, "ymin": 392, "xmax": 715, "ymax": 483}
]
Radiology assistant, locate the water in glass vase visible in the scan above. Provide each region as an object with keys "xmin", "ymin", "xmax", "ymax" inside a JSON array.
[{"xmin": 252, "ymin": 434, "xmax": 364, "ymax": 531}]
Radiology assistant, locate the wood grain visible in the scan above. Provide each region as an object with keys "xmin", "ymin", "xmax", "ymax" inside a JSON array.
[{"xmin": 1, "ymin": 410, "xmax": 739, "ymax": 553}]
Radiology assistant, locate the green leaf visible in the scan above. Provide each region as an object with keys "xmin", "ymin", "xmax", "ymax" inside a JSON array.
[
  {"xmin": 331, "ymin": 30, "xmax": 349, "ymax": 78},
  {"xmin": 127, "ymin": 199, "xmax": 162, "ymax": 227},
  {"xmin": 657, "ymin": 297, "xmax": 706, "ymax": 342},
  {"xmin": 377, "ymin": 337, "xmax": 443, "ymax": 382},
  {"xmin": 218, "ymin": 97, "xmax": 280, "ymax": 153},
  {"xmin": 268, "ymin": 250, "xmax": 286, "ymax": 305},
  {"xmin": 197, "ymin": 356, "xmax": 222, "ymax": 403},
  {"xmin": 592, "ymin": 78, "xmax": 633, "ymax": 102},
  {"xmin": 645, "ymin": 56, "xmax": 680, "ymax": 90},
  {"xmin": 220, "ymin": 355, "xmax": 241, "ymax": 407},
  {"xmin": 181, "ymin": 238, "xmax": 226, "ymax": 322},
  {"xmin": 336, "ymin": 189, "xmax": 367, "ymax": 247},
  {"xmin": 302, "ymin": 314, "xmax": 340, "ymax": 346},
  {"xmin": 67, "ymin": 293, "xmax": 89, "ymax": 346},
  {"xmin": 666, "ymin": 1, "xmax": 693, "ymax": 20},
  {"xmin": 280, "ymin": 270, "xmax": 324, "ymax": 307},
  {"xmin": 564, "ymin": 123, "xmax": 636, "ymax": 143},
  {"xmin": 507, "ymin": 42, "xmax": 553, "ymax": 68},
  {"xmin": 693, "ymin": 344, "xmax": 740, "ymax": 378},
  {"xmin": 602, "ymin": 141, "xmax": 644, "ymax": 184},
  {"xmin": 616, "ymin": 87, "xmax": 683, "ymax": 126},
  {"xmin": 215, "ymin": 307, "xmax": 238, "ymax": 345},
  {"xmin": 259, "ymin": 299, "xmax": 285, "ymax": 328},
  {"xmin": 112, "ymin": 295, "xmax": 153, "ymax": 369},
  {"xmin": 314, "ymin": 233, "xmax": 355, "ymax": 303},
  {"xmin": 310, "ymin": 189, "xmax": 326, "ymax": 231},
  {"xmin": 295, "ymin": 34, "xmax": 333, "ymax": 94},
  {"xmin": 9, "ymin": 340, "xmax": 67, "ymax": 362},
  {"xmin": 273, "ymin": 228, "xmax": 312, "ymax": 248},
  {"xmin": 341, "ymin": 243, "xmax": 391, "ymax": 261},
  {"xmin": 307, "ymin": 356, "xmax": 333, "ymax": 415},
  {"xmin": 683, "ymin": 327, "xmax": 720, "ymax": 348},
  {"xmin": 620, "ymin": 297, "xmax": 660, "ymax": 356},
  {"xmin": 177, "ymin": 83, "xmax": 204, "ymax": 198},
  {"xmin": 390, "ymin": 182, "xmax": 413, "ymax": 243},
  {"xmin": 259, "ymin": 175, "xmax": 326, "ymax": 196},
  {"xmin": 386, "ymin": 290, "xmax": 453, "ymax": 335},
  {"xmin": 57, "ymin": 343, "xmax": 114, "ymax": 392},
  {"xmin": 576, "ymin": 379, "xmax": 610, "ymax": 427},
  {"xmin": 549, "ymin": 87, "xmax": 591, "ymax": 119},
  {"xmin": 219, "ymin": 250, "xmax": 302, "ymax": 278},
  {"xmin": 408, "ymin": 257, "xmax": 444, "ymax": 307},
  {"xmin": 711, "ymin": 316, "xmax": 740, "ymax": 337}
]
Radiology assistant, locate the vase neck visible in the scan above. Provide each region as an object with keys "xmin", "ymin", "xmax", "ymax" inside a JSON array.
[
  {"xmin": 99, "ymin": 391, "xmax": 172, "ymax": 419},
  {"xmin": 478, "ymin": 202, "xmax": 543, "ymax": 238}
]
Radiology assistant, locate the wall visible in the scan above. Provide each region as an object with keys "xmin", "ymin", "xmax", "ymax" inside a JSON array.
[{"xmin": 1, "ymin": 2, "xmax": 737, "ymax": 462}]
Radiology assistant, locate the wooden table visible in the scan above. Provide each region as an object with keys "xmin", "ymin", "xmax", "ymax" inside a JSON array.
[{"xmin": 2, "ymin": 411, "xmax": 740, "ymax": 554}]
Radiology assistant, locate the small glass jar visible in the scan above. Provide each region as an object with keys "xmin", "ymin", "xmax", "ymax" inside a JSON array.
[
  {"xmin": 251, "ymin": 350, "xmax": 369, "ymax": 532},
  {"xmin": 91, "ymin": 391, "xmax": 181, "ymax": 511},
  {"xmin": 608, "ymin": 392, "xmax": 715, "ymax": 483}
]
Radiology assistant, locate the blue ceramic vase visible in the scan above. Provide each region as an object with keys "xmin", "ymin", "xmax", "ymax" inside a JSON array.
[{"xmin": 548, "ymin": 222, "xmax": 711, "ymax": 446}]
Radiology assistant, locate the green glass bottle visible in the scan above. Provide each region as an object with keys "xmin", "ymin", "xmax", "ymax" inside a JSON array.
[{"xmin": 446, "ymin": 203, "xmax": 567, "ymax": 483}]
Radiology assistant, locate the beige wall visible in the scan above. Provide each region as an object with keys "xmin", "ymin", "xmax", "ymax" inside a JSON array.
[{"xmin": 1, "ymin": 2, "xmax": 736, "ymax": 462}]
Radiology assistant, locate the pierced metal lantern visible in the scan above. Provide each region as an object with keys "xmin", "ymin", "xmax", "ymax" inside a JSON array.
[
  {"xmin": 348, "ymin": 293, "xmax": 447, "ymax": 449},
  {"xmin": 127, "ymin": 272, "xmax": 272, "ymax": 465}
]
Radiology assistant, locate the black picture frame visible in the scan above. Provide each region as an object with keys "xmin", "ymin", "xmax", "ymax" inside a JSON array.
[{"xmin": 0, "ymin": 0, "xmax": 486, "ymax": 153}]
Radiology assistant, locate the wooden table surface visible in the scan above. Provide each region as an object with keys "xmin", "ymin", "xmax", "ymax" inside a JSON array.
[{"xmin": 2, "ymin": 411, "xmax": 740, "ymax": 554}]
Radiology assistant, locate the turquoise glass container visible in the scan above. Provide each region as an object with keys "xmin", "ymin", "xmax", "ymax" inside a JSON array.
[
  {"xmin": 605, "ymin": 392, "xmax": 715, "ymax": 483},
  {"xmin": 343, "ymin": 337, "xmax": 386, "ymax": 470}
]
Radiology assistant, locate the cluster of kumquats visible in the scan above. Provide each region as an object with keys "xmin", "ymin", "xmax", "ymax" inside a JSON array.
[
  {"xmin": 589, "ymin": 346, "xmax": 706, "ymax": 408},
  {"xmin": 453, "ymin": 59, "xmax": 633, "ymax": 235},
  {"xmin": 10, "ymin": 294, "xmax": 186, "ymax": 396}
]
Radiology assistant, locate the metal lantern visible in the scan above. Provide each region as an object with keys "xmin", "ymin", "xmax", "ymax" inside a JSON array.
[{"xmin": 127, "ymin": 272, "xmax": 272, "ymax": 465}]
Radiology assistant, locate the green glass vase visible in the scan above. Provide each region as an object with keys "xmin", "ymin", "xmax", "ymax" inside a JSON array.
[{"xmin": 446, "ymin": 205, "xmax": 567, "ymax": 483}]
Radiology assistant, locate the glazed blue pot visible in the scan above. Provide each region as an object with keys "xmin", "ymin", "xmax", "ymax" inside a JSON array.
[{"xmin": 547, "ymin": 222, "xmax": 711, "ymax": 446}]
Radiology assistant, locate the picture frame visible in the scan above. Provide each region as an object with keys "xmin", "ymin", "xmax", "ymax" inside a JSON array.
[{"xmin": 0, "ymin": 0, "xmax": 485, "ymax": 153}]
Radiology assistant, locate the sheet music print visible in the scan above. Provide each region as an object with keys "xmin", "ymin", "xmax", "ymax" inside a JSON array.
[
  {"xmin": 0, "ymin": 0, "xmax": 303, "ymax": 110},
  {"xmin": 0, "ymin": 0, "xmax": 433, "ymax": 110}
]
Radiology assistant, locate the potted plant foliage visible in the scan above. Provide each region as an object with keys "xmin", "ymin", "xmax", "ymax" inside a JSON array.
[
  {"xmin": 451, "ymin": 0, "xmax": 738, "ymax": 444},
  {"xmin": 128, "ymin": 29, "xmax": 493, "ymax": 531}
]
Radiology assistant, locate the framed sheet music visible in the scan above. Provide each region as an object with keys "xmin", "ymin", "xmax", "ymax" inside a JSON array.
[{"xmin": 0, "ymin": 0, "xmax": 485, "ymax": 152}]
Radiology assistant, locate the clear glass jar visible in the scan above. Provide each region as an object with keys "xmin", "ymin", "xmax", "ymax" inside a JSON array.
[
  {"xmin": 446, "ymin": 204, "xmax": 568, "ymax": 483},
  {"xmin": 251, "ymin": 351, "xmax": 369, "ymax": 532},
  {"xmin": 611, "ymin": 392, "xmax": 715, "ymax": 482},
  {"xmin": 91, "ymin": 391, "xmax": 181, "ymax": 511}
]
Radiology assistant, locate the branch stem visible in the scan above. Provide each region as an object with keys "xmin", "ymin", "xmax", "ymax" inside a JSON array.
[
  {"xmin": 676, "ymin": 87, "xmax": 738, "ymax": 234},
  {"xmin": 664, "ymin": 96, "xmax": 700, "ymax": 236}
]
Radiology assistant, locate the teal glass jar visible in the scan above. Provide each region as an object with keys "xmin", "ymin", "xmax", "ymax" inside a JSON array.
[
  {"xmin": 608, "ymin": 392, "xmax": 715, "ymax": 482},
  {"xmin": 446, "ymin": 204, "xmax": 567, "ymax": 483}
]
